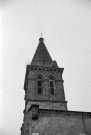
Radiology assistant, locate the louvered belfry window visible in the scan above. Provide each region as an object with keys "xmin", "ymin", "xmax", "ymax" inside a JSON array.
[
  {"xmin": 49, "ymin": 77, "xmax": 54, "ymax": 95},
  {"xmin": 37, "ymin": 76, "xmax": 42, "ymax": 95}
]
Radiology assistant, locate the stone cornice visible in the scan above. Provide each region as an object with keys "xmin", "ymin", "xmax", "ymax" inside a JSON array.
[
  {"xmin": 26, "ymin": 65, "xmax": 64, "ymax": 73},
  {"xmin": 38, "ymin": 109, "xmax": 91, "ymax": 118},
  {"xmin": 23, "ymin": 106, "xmax": 91, "ymax": 118}
]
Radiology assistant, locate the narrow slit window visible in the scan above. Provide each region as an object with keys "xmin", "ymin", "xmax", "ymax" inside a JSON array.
[
  {"xmin": 49, "ymin": 77, "xmax": 54, "ymax": 95},
  {"xmin": 37, "ymin": 77, "xmax": 42, "ymax": 95}
]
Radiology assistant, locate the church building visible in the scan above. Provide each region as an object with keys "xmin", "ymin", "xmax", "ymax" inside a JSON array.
[{"xmin": 21, "ymin": 37, "xmax": 91, "ymax": 135}]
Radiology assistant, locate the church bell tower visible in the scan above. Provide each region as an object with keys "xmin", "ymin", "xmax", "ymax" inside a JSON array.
[{"xmin": 21, "ymin": 37, "xmax": 67, "ymax": 135}]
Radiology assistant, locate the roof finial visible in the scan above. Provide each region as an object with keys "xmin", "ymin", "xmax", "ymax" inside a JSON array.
[
  {"xmin": 41, "ymin": 33, "xmax": 42, "ymax": 38},
  {"xmin": 39, "ymin": 33, "xmax": 44, "ymax": 42}
]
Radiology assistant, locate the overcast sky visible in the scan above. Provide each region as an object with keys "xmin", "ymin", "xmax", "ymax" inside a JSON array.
[{"xmin": 0, "ymin": 0, "xmax": 91, "ymax": 135}]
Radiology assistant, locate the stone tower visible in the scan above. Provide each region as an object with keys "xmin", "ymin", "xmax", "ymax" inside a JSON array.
[
  {"xmin": 21, "ymin": 37, "xmax": 67, "ymax": 134},
  {"xmin": 24, "ymin": 37, "xmax": 67, "ymax": 110},
  {"xmin": 21, "ymin": 37, "xmax": 91, "ymax": 135}
]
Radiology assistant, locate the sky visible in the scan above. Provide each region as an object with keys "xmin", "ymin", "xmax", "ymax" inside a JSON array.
[{"xmin": 0, "ymin": 0, "xmax": 91, "ymax": 135}]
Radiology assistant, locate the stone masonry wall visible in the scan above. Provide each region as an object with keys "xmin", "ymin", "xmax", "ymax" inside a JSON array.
[
  {"xmin": 84, "ymin": 118, "xmax": 91, "ymax": 134},
  {"xmin": 31, "ymin": 116, "xmax": 91, "ymax": 135},
  {"xmin": 26, "ymin": 101, "xmax": 67, "ymax": 111}
]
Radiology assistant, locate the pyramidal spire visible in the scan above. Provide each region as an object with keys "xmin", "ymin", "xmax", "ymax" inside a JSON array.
[{"xmin": 31, "ymin": 36, "xmax": 53, "ymax": 67}]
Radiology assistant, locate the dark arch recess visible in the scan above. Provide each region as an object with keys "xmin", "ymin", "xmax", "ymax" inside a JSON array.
[
  {"xmin": 48, "ymin": 76, "xmax": 55, "ymax": 95},
  {"xmin": 36, "ymin": 75, "xmax": 43, "ymax": 95}
]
